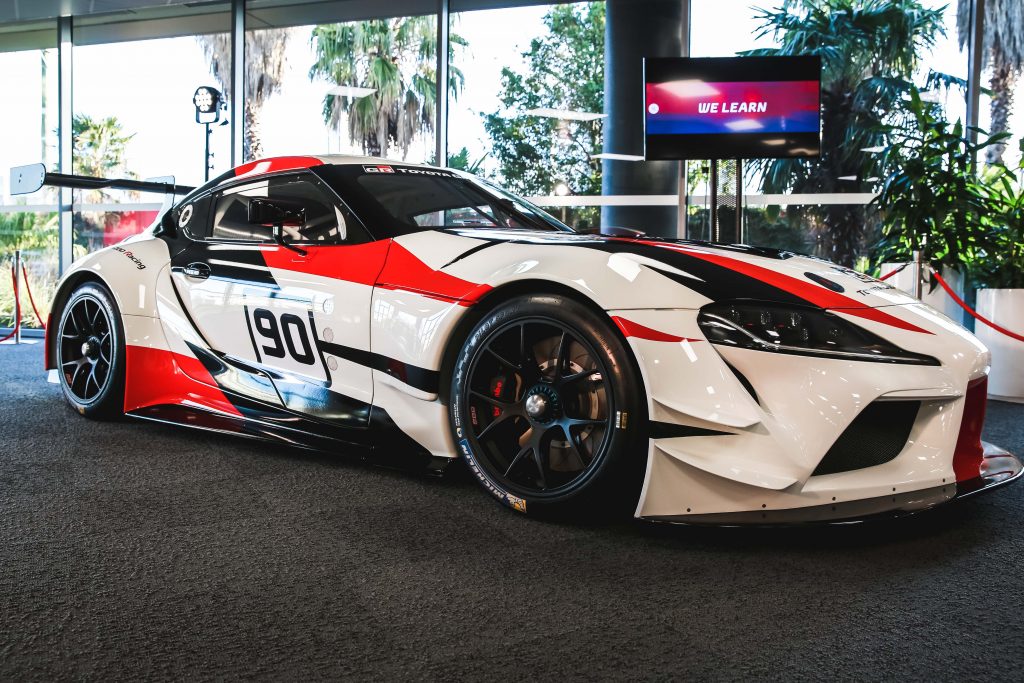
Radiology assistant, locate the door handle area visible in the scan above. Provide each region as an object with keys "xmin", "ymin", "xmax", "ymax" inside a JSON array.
[{"xmin": 174, "ymin": 262, "xmax": 211, "ymax": 280}]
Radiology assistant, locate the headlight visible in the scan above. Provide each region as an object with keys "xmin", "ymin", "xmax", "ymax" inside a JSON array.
[{"xmin": 696, "ymin": 302, "xmax": 939, "ymax": 365}]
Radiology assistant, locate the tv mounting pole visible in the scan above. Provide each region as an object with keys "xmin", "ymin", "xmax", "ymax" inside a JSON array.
[
  {"xmin": 707, "ymin": 158, "xmax": 742, "ymax": 244},
  {"xmin": 709, "ymin": 160, "xmax": 718, "ymax": 241}
]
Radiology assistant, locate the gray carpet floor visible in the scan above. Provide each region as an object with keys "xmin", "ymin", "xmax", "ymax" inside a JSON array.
[{"xmin": 2, "ymin": 340, "xmax": 1023, "ymax": 681}]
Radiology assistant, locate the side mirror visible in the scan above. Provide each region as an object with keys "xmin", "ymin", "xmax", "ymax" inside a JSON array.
[{"xmin": 248, "ymin": 197, "xmax": 306, "ymax": 228}]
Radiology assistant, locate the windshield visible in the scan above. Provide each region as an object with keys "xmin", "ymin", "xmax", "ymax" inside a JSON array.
[{"xmin": 314, "ymin": 163, "xmax": 574, "ymax": 238}]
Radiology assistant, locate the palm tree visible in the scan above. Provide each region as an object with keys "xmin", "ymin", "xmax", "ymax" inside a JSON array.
[
  {"xmin": 745, "ymin": 0, "xmax": 945, "ymax": 267},
  {"xmin": 958, "ymin": 0, "xmax": 1024, "ymax": 166},
  {"xmin": 309, "ymin": 17, "xmax": 465, "ymax": 159},
  {"xmin": 197, "ymin": 29, "xmax": 291, "ymax": 161},
  {"xmin": 71, "ymin": 114, "xmax": 135, "ymax": 250},
  {"xmin": 72, "ymin": 114, "xmax": 133, "ymax": 178},
  {"xmin": 72, "ymin": 114, "xmax": 135, "ymax": 203}
]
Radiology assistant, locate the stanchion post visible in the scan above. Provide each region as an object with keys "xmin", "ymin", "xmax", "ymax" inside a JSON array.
[
  {"xmin": 13, "ymin": 249, "xmax": 21, "ymax": 345},
  {"xmin": 912, "ymin": 249, "xmax": 924, "ymax": 300}
]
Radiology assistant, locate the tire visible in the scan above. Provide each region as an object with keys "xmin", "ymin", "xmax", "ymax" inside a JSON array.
[
  {"xmin": 55, "ymin": 282, "xmax": 126, "ymax": 419},
  {"xmin": 450, "ymin": 294, "xmax": 647, "ymax": 519}
]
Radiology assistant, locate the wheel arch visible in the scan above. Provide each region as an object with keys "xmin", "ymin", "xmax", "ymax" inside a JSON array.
[
  {"xmin": 438, "ymin": 278, "xmax": 640, "ymax": 406},
  {"xmin": 45, "ymin": 270, "xmax": 115, "ymax": 370}
]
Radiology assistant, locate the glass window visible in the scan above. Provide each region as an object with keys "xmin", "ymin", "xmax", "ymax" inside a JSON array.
[
  {"xmin": 72, "ymin": 7, "xmax": 231, "ymax": 257},
  {"xmin": 449, "ymin": 2, "xmax": 605, "ymax": 230},
  {"xmin": 242, "ymin": 4, "xmax": 439, "ymax": 165},
  {"xmin": 918, "ymin": 0, "xmax": 968, "ymax": 127},
  {"xmin": 972, "ymin": 3, "xmax": 1023, "ymax": 169},
  {"xmin": 212, "ymin": 183, "xmax": 275, "ymax": 242},
  {"xmin": 211, "ymin": 174, "xmax": 362, "ymax": 244},
  {"xmin": 317, "ymin": 165, "xmax": 570, "ymax": 236},
  {"xmin": 0, "ymin": 25, "xmax": 59, "ymax": 329},
  {"xmin": 688, "ymin": 0, "xmax": 960, "ymax": 267}
]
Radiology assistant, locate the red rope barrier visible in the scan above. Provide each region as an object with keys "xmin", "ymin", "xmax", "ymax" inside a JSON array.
[
  {"xmin": 0, "ymin": 264, "xmax": 20, "ymax": 343},
  {"xmin": 878, "ymin": 262, "xmax": 910, "ymax": 282},
  {"xmin": 21, "ymin": 263, "xmax": 46, "ymax": 330},
  {"xmin": 931, "ymin": 268, "xmax": 1024, "ymax": 344}
]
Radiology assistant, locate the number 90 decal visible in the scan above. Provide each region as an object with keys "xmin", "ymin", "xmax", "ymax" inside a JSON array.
[{"xmin": 246, "ymin": 306, "xmax": 317, "ymax": 366}]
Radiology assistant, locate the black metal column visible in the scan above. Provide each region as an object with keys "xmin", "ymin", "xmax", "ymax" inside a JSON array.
[
  {"xmin": 57, "ymin": 16, "xmax": 73, "ymax": 274},
  {"xmin": 435, "ymin": 0, "xmax": 450, "ymax": 167},
  {"xmin": 601, "ymin": 0, "xmax": 685, "ymax": 237},
  {"xmin": 230, "ymin": 0, "xmax": 245, "ymax": 165},
  {"xmin": 965, "ymin": 0, "xmax": 985, "ymax": 162}
]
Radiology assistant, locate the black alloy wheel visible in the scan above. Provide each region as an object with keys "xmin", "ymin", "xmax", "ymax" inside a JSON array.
[
  {"xmin": 451, "ymin": 294, "xmax": 647, "ymax": 518},
  {"xmin": 57, "ymin": 282, "xmax": 125, "ymax": 418},
  {"xmin": 466, "ymin": 319, "xmax": 612, "ymax": 492}
]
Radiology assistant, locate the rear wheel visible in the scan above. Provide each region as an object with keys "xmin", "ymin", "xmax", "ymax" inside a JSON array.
[
  {"xmin": 56, "ymin": 282, "xmax": 125, "ymax": 419},
  {"xmin": 450, "ymin": 294, "xmax": 647, "ymax": 518}
]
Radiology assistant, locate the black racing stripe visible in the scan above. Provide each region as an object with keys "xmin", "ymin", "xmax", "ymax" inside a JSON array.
[
  {"xmin": 649, "ymin": 421, "xmax": 734, "ymax": 439},
  {"xmin": 186, "ymin": 341, "xmax": 372, "ymax": 429},
  {"xmin": 440, "ymin": 228, "xmax": 798, "ymax": 260},
  {"xmin": 166, "ymin": 269, "xmax": 217, "ymax": 351},
  {"xmin": 210, "ymin": 263, "xmax": 281, "ymax": 288},
  {"xmin": 318, "ymin": 340, "xmax": 440, "ymax": 394},
  {"xmin": 439, "ymin": 240, "xmax": 503, "ymax": 269},
  {"xmin": 437, "ymin": 231, "xmax": 809, "ymax": 306},
  {"xmin": 582, "ymin": 240, "xmax": 809, "ymax": 306},
  {"xmin": 171, "ymin": 239, "xmax": 281, "ymax": 288}
]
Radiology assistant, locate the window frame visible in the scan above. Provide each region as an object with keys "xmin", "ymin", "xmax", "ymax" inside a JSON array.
[{"xmin": 203, "ymin": 170, "xmax": 373, "ymax": 246}]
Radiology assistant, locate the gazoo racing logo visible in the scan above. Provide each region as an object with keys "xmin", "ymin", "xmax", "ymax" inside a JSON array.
[
  {"xmin": 112, "ymin": 246, "xmax": 146, "ymax": 270},
  {"xmin": 364, "ymin": 165, "xmax": 457, "ymax": 179}
]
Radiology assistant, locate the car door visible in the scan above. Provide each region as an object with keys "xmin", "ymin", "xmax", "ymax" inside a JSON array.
[{"xmin": 168, "ymin": 171, "xmax": 387, "ymax": 427}]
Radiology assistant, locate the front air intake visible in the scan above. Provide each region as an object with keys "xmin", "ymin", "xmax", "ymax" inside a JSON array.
[{"xmin": 812, "ymin": 401, "xmax": 920, "ymax": 476}]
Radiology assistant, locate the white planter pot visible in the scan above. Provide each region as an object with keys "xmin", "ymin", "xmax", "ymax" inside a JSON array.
[
  {"xmin": 880, "ymin": 262, "xmax": 964, "ymax": 323},
  {"xmin": 975, "ymin": 288, "xmax": 1024, "ymax": 402}
]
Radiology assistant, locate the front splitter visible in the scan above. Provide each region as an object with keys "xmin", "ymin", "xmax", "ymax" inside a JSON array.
[{"xmin": 645, "ymin": 441, "xmax": 1023, "ymax": 527}]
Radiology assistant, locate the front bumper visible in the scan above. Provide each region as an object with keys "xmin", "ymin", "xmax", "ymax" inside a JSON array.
[{"xmin": 645, "ymin": 441, "xmax": 1023, "ymax": 526}]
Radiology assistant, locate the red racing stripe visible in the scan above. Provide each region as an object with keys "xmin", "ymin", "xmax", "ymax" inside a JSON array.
[
  {"xmin": 124, "ymin": 345, "xmax": 242, "ymax": 417},
  {"xmin": 260, "ymin": 240, "xmax": 492, "ymax": 305},
  {"xmin": 375, "ymin": 241, "xmax": 492, "ymax": 305},
  {"xmin": 233, "ymin": 156, "xmax": 324, "ymax": 181},
  {"xmin": 260, "ymin": 240, "xmax": 391, "ymax": 286},
  {"xmin": 652, "ymin": 243, "xmax": 933, "ymax": 335},
  {"xmin": 612, "ymin": 316, "xmax": 701, "ymax": 342}
]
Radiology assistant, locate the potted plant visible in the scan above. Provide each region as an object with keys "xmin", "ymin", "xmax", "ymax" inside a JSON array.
[
  {"xmin": 872, "ymin": 90, "xmax": 1004, "ymax": 321},
  {"xmin": 970, "ymin": 155, "xmax": 1024, "ymax": 401}
]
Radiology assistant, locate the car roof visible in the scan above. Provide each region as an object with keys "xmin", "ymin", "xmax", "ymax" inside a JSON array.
[
  {"xmin": 188, "ymin": 154, "xmax": 461, "ymax": 200},
  {"xmin": 310, "ymin": 154, "xmax": 441, "ymax": 169}
]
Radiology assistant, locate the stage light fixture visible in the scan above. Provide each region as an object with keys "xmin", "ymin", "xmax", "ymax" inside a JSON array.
[{"xmin": 193, "ymin": 86, "xmax": 223, "ymax": 124}]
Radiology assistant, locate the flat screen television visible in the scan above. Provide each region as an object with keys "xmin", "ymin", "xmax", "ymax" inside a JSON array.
[{"xmin": 644, "ymin": 56, "xmax": 821, "ymax": 160}]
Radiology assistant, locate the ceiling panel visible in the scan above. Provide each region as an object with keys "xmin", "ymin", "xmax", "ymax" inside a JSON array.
[{"xmin": 0, "ymin": 1, "xmax": 214, "ymax": 24}]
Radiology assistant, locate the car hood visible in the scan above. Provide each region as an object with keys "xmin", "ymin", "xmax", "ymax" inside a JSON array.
[{"xmin": 444, "ymin": 228, "xmax": 918, "ymax": 311}]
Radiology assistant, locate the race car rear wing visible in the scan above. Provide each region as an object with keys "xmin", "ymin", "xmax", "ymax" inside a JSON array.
[{"xmin": 9, "ymin": 163, "xmax": 195, "ymax": 197}]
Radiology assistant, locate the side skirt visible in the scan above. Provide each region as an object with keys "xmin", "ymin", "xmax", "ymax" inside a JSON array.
[{"xmin": 125, "ymin": 402, "xmax": 454, "ymax": 476}]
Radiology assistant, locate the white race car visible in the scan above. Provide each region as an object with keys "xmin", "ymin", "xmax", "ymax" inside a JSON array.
[{"xmin": 24, "ymin": 155, "xmax": 1022, "ymax": 523}]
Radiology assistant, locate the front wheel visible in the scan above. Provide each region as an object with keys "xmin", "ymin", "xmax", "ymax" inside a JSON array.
[
  {"xmin": 450, "ymin": 294, "xmax": 647, "ymax": 519},
  {"xmin": 56, "ymin": 282, "xmax": 126, "ymax": 419}
]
